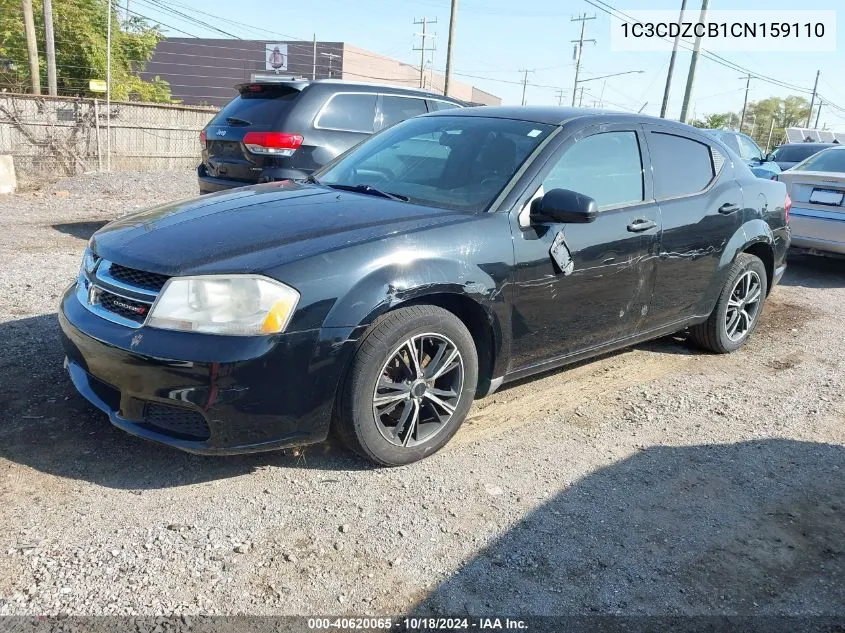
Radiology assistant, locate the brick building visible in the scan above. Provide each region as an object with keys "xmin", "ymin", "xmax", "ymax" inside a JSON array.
[{"xmin": 143, "ymin": 38, "xmax": 500, "ymax": 108}]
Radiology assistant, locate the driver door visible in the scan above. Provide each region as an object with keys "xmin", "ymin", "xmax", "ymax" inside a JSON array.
[{"xmin": 507, "ymin": 124, "xmax": 661, "ymax": 371}]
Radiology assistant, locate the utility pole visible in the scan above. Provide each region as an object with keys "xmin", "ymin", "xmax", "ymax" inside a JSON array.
[
  {"xmin": 312, "ymin": 34, "xmax": 316, "ymax": 80},
  {"xmin": 413, "ymin": 17, "xmax": 437, "ymax": 89},
  {"xmin": 22, "ymin": 0, "xmax": 41, "ymax": 95},
  {"xmin": 815, "ymin": 100, "xmax": 823, "ymax": 129},
  {"xmin": 570, "ymin": 14, "xmax": 595, "ymax": 107},
  {"xmin": 42, "ymin": 0, "xmax": 57, "ymax": 95},
  {"xmin": 765, "ymin": 117, "xmax": 776, "ymax": 154},
  {"xmin": 519, "ymin": 69, "xmax": 534, "ymax": 105},
  {"xmin": 660, "ymin": 0, "xmax": 688, "ymax": 118},
  {"xmin": 806, "ymin": 70, "xmax": 820, "ymax": 128},
  {"xmin": 679, "ymin": 0, "xmax": 709, "ymax": 123},
  {"xmin": 739, "ymin": 74, "xmax": 751, "ymax": 133},
  {"xmin": 106, "ymin": 0, "xmax": 112, "ymax": 171},
  {"xmin": 444, "ymin": 0, "xmax": 458, "ymax": 96},
  {"xmin": 320, "ymin": 52, "xmax": 341, "ymax": 78},
  {"xmin": 578, "ymin": 86, "xmax": 585, "ymax": 107},
  {"xmin": 554, "ymin": 89, "xmax": 565, "ymax": 106}
]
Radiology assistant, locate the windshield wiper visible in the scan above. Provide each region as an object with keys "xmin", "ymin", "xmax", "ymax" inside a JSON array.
[
  {"xmin": 225, "ymin": 116, "xmax": 251, "ymax": 126},
  {"xmin": 325, "ymin": 183, "xmax": 409, "ymax": 202}
]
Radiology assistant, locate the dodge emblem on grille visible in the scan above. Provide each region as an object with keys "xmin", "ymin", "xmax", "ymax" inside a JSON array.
[{"xmin": 113, "ymin": 300, "xmax": 148, "ymax": 315}]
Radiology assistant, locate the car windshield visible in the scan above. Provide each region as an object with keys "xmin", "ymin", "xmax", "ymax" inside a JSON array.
[
  {"xmin": 793, "ymin": 148, "xmax": 845, "ymax": 173},
  {"xmin": 771, "ymin": 144, "xmax": 831, "ymax": 163},
  {"xmin": 316, "ymin": 115, "xmax": 555, "ymax": 212}
]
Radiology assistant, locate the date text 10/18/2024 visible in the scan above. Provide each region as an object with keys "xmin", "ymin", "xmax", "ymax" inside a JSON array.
[{"xmin": 307, "ymin": 617, "xmax": 529, "ymax": 630}]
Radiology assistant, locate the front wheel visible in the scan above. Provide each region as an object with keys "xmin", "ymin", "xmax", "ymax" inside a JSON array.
[
  {"xmin": 335, "ymin": 305, "xmax": 478, "ymax": 466},
  {"xmin": 689, "ymin": 253, "xmax": 768, "ymax": 353}
]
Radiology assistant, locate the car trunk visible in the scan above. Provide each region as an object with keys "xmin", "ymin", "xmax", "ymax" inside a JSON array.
[
  {"xmin": 778, "ymin": 170, "xmax": 845, "ymax": 243},
  {"xmin": 202, "ymin": 83, "xmax": 303, "ymax": 183},
  {"xmin": 779, "ymin": 171, "xmax": 845, "ymax": 212}
]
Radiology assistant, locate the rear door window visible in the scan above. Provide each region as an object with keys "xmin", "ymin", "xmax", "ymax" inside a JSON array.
[
  {"xmin": 648, "ymin": 132, "xmax": 715, "ymax": 199},
  {"xmin": 209, "ymin": 84, "xmax": 301, "ymax": 128},
  {"xmin": 378, "ymin": 95, "xmax": 428, "ymax": 130},
  {"xmin": 316, "ymin": 93, "xmax": 377, "ymax": 133}
]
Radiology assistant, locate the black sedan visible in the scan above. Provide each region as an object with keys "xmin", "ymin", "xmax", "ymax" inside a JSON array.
[{"xmin": 59, "ymin": 107, "xmax": 791, "ymax": 465}]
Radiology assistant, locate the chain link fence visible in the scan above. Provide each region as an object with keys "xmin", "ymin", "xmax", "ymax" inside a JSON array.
[{"xmin": 0, "ymin": 93, "xmax": 218, "ymax": 185}]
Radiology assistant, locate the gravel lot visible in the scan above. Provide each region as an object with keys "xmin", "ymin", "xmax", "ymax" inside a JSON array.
[{"xmin": 0, "ymin": 171, "xmax": 843, "ymax": 617}]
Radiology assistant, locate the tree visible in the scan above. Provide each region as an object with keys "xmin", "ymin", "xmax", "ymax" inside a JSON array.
[
  {"xmin": 744, "ymin": 95, "xmax": 810, "ymax": 147},
  {"xmin": 691, "ymin": 112, "xmax": 739, "ymax": 130},
  {"xmin": 0, "ymin": 0, "xmax": 171, "ymax": 101}
]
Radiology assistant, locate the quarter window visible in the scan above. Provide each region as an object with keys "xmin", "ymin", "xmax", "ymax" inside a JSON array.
[
  {"xmin": 649, "ymin": 132, "xmax": 715, "ymax": 199},
  {"xmin": 316, "ymin": 93, "xmax": 377, "ymax": 133},
  {"xmin": 379, "ymin": 95, "xmax": 428, "ymax": 130},
  {"xmin": 542, "ymin": 131, "xmax": 644, "ymax": 209}
]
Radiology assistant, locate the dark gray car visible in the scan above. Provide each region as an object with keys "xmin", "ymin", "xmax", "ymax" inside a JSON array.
[
  {"xmin": 198, "ymin": 79, "xmax": 465, "ymax": 194},
  {"xmin": 768, "ymin": 142, "xmax": 838, "ymax": 171}
]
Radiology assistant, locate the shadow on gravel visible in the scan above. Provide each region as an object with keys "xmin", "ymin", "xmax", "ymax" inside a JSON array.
[
  {"xmin": 0, "ymin": 315, "xmax": 372, "ymax": 490},
  {"xmin": 51, "ymin": 220, "xmax": 109, "ymax": 240},
  {"xmin": 412, "ymin": 439, "xmax": 845, "ymax": 618},
  {"xmin": 781, "ymin": 253, "xmax": 845, "ymax": 289}
]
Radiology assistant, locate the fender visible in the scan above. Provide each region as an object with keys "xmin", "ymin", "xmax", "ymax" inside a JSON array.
[
  {"xmin": 322, "ymin": 255, "xmax": 511, "ymax": 381},
  {"xmin": 698, "ymin": 219, "xmax": 774, "ymax": 315}
]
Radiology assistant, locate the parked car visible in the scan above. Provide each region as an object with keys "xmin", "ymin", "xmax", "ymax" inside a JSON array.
[
  {"xmin": 768, "ymin": 142, "xmax": 838, "ymax": 171},
  {"xmin": 197, "ymin": 79, "xmax": 464, "ymax": 194},
  {"xmin": 777, "ymin": 146, "xmax": 845, "ymax": 256},
  {"xmin": 702, "ymin": 129, "xmax": 781, "ymax": 180},
  {"xmin": 60, "ymin": 107, "xmax": 790, "ymax": 465}
]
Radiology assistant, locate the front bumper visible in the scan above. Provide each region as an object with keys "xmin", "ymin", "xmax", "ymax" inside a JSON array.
[{"xmin": 59, "ymin": 284, "xmax": 360, "ymax": 454}]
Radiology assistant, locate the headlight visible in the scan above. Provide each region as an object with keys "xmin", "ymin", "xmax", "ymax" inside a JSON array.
[{"xmin": 147, "ymin": 275, "xmax": 300, "ymax": 336}]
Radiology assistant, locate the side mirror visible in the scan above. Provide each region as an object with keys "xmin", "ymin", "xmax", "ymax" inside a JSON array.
[{"xmin": 530, "ymin": 188, "xmax": 598, "ymax": 224}]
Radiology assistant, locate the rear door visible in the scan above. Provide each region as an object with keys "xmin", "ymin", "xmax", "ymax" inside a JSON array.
[
  {"xmin": 311, "ymin": 92, "xmax": 378, "ymax": 163},
  {"xmin": 640, "ymin": 125, "xmax": 742, "ymax": 328},
  {"xmin": 203, "ymin": 83, "xmax": 303, "ymax": 183}
]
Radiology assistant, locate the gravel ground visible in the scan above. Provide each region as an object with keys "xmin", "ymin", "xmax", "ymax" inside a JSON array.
[{"xmin": 0, "ymin": 171, "xmax": 843, "ymax": 617}]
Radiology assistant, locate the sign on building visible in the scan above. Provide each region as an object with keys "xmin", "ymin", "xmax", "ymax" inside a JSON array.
[{"xmin": 265, "ymin": 44, "xmax": 288, "ymax": 73}]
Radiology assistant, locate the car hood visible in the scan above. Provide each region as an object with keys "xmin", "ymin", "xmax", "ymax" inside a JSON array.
[{"xmin": 91, "ymin": 181, "xmax": 476, "ymax": 275}]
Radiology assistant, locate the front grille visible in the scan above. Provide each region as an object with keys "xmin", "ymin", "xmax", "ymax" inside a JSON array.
[
  {"xmin": 98, "ymin": 289, "xmax": 150, "ymax": 324},
  {"xmin": 109, "ymin": 263, "xmax": 170, "ymax": 292},
  {"xmin": 144, "ymin": 403, "xmax": 211, "ymax": 441}
]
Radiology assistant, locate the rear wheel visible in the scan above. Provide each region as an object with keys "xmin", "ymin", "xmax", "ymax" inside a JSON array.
[
  {"xmin": 335, "ymin": 305, "xmax": 478, "ymax": 466},
  {"xmin": 689, "ymin": 253, "xmax": 767, "ymax": 353}
]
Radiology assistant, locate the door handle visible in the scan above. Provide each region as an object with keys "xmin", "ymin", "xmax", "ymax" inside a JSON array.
[
  {"xmin": 627, "ymin": 218, "xmax": 657, "ymax": 233},
  {"xmin": 719, "ymin": 203, "xmax": 740, "ymax": 215}
]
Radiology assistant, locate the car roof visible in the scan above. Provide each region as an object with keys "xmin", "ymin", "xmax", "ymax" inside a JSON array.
[
  {"xmin": 424, "ymin": 105, "xmax": 700, "ymax": 131},
  {"xmin": 234, "ymin": 78, "xmax": 464, "ymax": 103}
]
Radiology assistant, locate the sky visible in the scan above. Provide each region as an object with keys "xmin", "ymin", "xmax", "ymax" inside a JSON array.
[{"xmin": 131, "ymin": 0, "xmax": 845, "ymax": 132}]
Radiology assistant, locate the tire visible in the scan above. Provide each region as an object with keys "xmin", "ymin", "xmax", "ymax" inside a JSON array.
[
  {"xmin": 335, "ymin": 305, "xmax": 479, "ymax": 466},
  {"xmin": 688, "ymin": 253, "xmax": 768, "ymax": 354}
]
